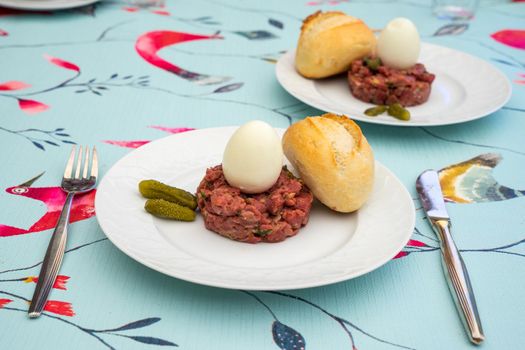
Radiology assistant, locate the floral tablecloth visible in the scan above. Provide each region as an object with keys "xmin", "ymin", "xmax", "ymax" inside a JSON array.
[{"xmin": 1, "ymin": 0, "xmax": 524, "ymax": 349}]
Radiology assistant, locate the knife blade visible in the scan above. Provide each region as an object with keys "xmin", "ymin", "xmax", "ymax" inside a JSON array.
[
  {"xmin": 416, "ymin": 170, "xmax": 485, "ymax": 345},
  {"xmin": 415, "ymin": 170, "xmax": 449, "ymax": 220}
]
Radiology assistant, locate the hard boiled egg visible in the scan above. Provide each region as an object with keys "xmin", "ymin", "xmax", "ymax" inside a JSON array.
[
  {"xmin": 377, "ymin": 18, "xmax": 420, "ymax": 70},
  {"xmin": 223, "ymin": 120, "xmax": 283, "ymax": 194}
]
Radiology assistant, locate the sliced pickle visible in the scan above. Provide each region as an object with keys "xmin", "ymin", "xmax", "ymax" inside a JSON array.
[
  {"xmin": 139, "ymin": 179, "xmax": 197, "ymax": 210},
  {"xmin": 144, "ymin": 199, "xmax": 196, "ymax": 221},
  {"xmin": 387, "ymin": 103, "xmax": 411, "ymax": 121},
  {"xmin": 364, "ymin": 105, "xmax": 388, "ymax": 117},
  {"xmin": 364, "ymin": 57, "xmax": 382, "ymax": 71}
]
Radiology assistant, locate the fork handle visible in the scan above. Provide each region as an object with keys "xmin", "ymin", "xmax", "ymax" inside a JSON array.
[{"xmin": 28, "ymin": 192, "xmax": 74, "ymax": 318}]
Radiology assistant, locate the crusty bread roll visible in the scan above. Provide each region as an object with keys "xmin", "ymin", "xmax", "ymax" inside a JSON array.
[
  {"xmin": 282, "ymin": 113, "xmax": 374, "ymax": 213},
  {"xmin": 295, "ymin": 11, "xmax": 376, "ymax": 79}
]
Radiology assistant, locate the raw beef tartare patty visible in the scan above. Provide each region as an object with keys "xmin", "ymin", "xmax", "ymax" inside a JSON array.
[
  {"xmin": 196, "ymin": 165, "xmax": 313, "ymax": 243},
  {"xmin": 348, "ymin": 59, "xmax": 435, "ymax": 107}
]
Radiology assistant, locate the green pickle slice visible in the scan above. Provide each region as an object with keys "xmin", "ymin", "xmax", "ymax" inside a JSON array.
[
  {"xmin": 387, "ymin": 103, "xmax": 411, "ymax": 121},
  {"xmin": 364, "ymin": 105, "xmax": 387, "ymax": 116},
  {"xmin": 145, "ymin": 199, "xmax": 196, "ymax": 221},
  {"xmin": 364, "ymin": 57, "xmax": 382, "ymax": 72},
  {"xmin": 139, "ymin": 179, "xmax": 197, "ymax": 210}
]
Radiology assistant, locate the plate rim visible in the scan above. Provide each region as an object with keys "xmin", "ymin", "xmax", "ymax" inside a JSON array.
[
  {"xmin": 95, "ymin": 127, "xmax": 416, "ymax": 290},
  {"xmin": 275, "ymin": 43, "xmax": 512, "ymax": 127}
]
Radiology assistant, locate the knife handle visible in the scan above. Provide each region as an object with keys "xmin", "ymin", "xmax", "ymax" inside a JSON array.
[{"xmin": 433, "ymin": 219, "xmax": 485, "ymax": 344}]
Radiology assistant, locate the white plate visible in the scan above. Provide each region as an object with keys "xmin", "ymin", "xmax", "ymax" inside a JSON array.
[
  {"xmin": 0, "ymin": 0, "xmax": 98, "ymax": 11},
  {"xmin": 276, "ymin": 43, "xmax": 511, "ymax": 127},
  {"xmin": 95, "ymin": 127, "xmax": 415, "ymax": 290}
]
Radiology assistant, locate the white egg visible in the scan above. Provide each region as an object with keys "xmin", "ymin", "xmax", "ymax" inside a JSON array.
[
  {"xmin": 377, "ymin": 17, "xmax": 420, "ymax": 70},
  {"xmin": 223, "ymin": 120, "xmax": 283, "ymax": 194}
]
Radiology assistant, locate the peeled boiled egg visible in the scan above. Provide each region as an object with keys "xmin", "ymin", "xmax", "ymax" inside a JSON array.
[
  {"xmin": 377, "ymin": 17, "xmax": 420, "ymax": 70},
  {"xmin": 223, "ymin": 120, "xmax": 283, "ymax": 194}
]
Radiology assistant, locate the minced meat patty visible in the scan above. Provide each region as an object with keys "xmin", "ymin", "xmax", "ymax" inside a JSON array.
[
  {"xmin": 348, "ymin": 58, "xmax": 435, "ymax": 107},
  {"xmin": 196, "ymin": 165, "xmax": 313, "ymax": 243}
]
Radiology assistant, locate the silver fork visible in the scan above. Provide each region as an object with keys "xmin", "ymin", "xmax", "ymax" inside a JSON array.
[{"xmin": 28, "ymin": 145, "xmax": 98, "ymax": 318}]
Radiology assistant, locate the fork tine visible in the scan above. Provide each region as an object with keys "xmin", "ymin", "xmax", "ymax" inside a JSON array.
[
  {"xmin": 91, "ymin": 146, "xmax": 98, "ymax": 179},
  {"xmin": 82, "ymin": 146, "xmax": 90, "ymax": 179},
  {"xmin": 74, "ymin": 145, "xmax": 83, "ymax": 179},
  {"xmin": 63, "ymin": 145, "xmax": 76, "ymax": 179}
]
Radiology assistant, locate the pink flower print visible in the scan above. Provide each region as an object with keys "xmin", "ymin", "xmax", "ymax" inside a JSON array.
[
  {"xmin": 151, "ymin": 9, "xmax": 170, "ymax": 16},
  {"xmin": 406, "ymin": 239, "xmax": 427, "ymax": 247},
  {"xmin": 393, "ymin": 251, "xmax": 409, "ymax": 259},
  {"xmin": 148, "ymin": 126, "xmax": 195, "ymax": 134},
  {"xmin": 0, "ymin": 299, "xmax": 13, "ymax": 308},
  {"xmin": 122, "ymin": 6, "xmax": 139, "ymax": 12},
  {"xmin": 43, "ymin": 54, "xmax": 80, "ymax": 72},
  {"xmin": 491, "ymin": 30, "xmax": 525, "ymax": 50},
  {"xmin": 102, "ymin": 140, "xmax": 150, "ymax": 148},
  {"xmin": 18, "ymin": 99, "xmax": 49, "ymax": 115},
  {"xmin": 1, "ymin": 181, "xmax": 96, "ymax": 237},
  {"xmin": 25, "ymin": 275, "xmax": 70, "ymax": 290},
  {"xmin": 0, "ymin": 81, "xmax": 30, "ymax": 91},
  {"xmin": 43, "ymin": 300, "xmax": 75, "ymax": 317}
]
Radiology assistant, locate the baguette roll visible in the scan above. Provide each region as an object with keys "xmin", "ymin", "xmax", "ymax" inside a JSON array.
[
  {"xmin": 295, "ymin": 11, "xmax": 377, "ymax": 79},
  {"xmin": 282, "ymin": 113, "xmax": 374, "ymax": 212}
]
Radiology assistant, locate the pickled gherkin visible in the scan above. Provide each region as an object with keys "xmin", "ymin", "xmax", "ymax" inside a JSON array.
[
  {"xmin": 145, "ymin": 199, "xmax": 196, "ymax": 221},
  {"xmin": 139, "ymin": 179, "xmax": 197, "ymax": 210},
  {"xmin": 387, "ymin": 103, "xmax": 411, "ymax": 121},
  {"xmin": 364, "ymin": 57, "xmax": 382, "ymax": 72},
  {"xmin": 364, "ymin": 105, "xmax": 387, "ymax": 116}
]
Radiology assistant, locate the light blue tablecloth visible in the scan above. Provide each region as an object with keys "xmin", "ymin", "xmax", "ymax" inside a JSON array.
[{"xmin": 1, "ymin": 1, "xmax": 524, "ymax": 349}]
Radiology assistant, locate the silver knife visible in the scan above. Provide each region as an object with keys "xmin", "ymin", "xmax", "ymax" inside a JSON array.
[{"xmin": 416, "ymin": 170, "xmax": 485, "ymax": 344}]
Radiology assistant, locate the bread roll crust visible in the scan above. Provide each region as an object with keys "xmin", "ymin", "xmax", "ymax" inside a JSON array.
[
  {"xmin": 295, "ymin": 11, "xmax": 376, "ymax": 79},
  {"xmin": 282, "ymin": 113, "xmax": 374, "ymax": 213}
]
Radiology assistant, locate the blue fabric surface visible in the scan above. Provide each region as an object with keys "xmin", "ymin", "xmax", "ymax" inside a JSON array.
[{"xmin": 1, "ymin": 0, "xmax": 524, "ymax": 349}]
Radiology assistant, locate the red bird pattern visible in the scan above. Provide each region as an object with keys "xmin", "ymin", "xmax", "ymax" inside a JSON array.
[
  {"xmin": 0, "ymin": 173, "xmax": 95, "ymax": 237},
  {"xmin": 135, "ymin": 30, "xmax": 230, "ymax": 85}
]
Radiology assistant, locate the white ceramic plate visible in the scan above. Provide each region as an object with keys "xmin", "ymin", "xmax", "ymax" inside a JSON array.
[
  {"xmin": 276, "ymin": 43, "xmax": 511, "ymax": 127},
  {"xmin": 0, "ymin": 0, "xmax": 98, "ymax": 11},
  {"xmin": 95, "ymin": 127, "xmax": 415, "ymax": 290}
]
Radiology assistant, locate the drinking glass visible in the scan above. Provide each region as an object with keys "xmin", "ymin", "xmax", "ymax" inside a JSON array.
[{"xmin": 432, "ymin": 0, "xmax": 480, "ymax": 20}]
